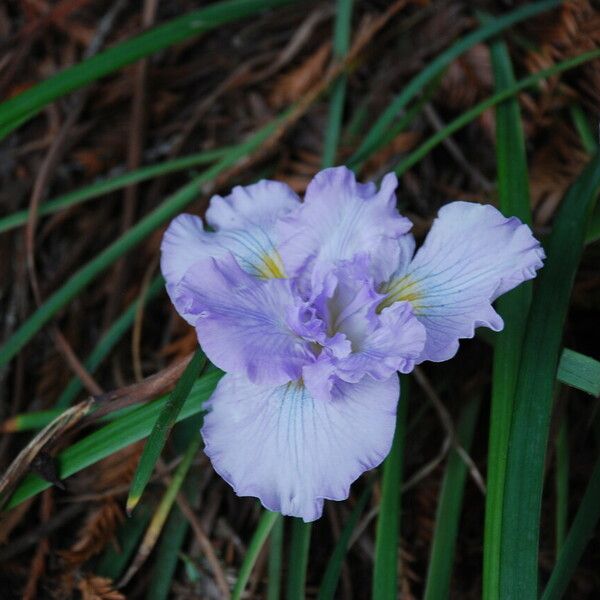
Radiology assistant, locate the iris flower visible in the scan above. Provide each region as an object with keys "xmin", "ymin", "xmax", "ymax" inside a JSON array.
[{"xmin": 161, "ymin": 167, "xmax": 544, "ymax": 522}]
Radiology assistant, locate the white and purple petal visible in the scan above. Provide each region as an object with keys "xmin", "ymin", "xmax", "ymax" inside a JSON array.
[
  {"xmin": 336, "ymin": 301, "xmax": 426, "ymax": 382},
  {"xmin": 304, "ymin": 259, "xmax": 425, "ymax": 394},
  {"xmin": 160, "ymin": 180, "xmax": 300, "ymax": 304},
  {"xmin": 174, "ymin": 254, "xmax": 319, "ymax": 385},
  {"xmin": 276, "ymin": 167, "xmax": 412, "ymax": 288},
  {"xmin": 201, "ymin": 372, "xmax": 400, "ymax": 522},
  {"xmin": 160, "ymin": 214, "xmax": 215, "ymax": 294},
  {"xmin": 382, "ymin": 201, "xmax": 545, "ymax": 362},
  {"xmin": 206, "ymin": 180, "xmax": 300, "ymax": 231}
]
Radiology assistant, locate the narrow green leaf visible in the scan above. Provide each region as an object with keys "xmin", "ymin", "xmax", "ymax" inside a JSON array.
[
  {"xmin": 119, "ymin": 436, "xmax": 201, "ymax": 586},
  {"xmin": 5, "ymin": 368, "xmax": 222, "ymax": 509},
  {"xmin": 393, "ymin": 48, "xmax": 600, "ymax": 179},
  {"xmin": 56, "ymin": 275, "xmax": 164, "ymax": 408},
  {"xmin": 321, "ymin": 0, "xmax": 353, "ymax": 168},
  {"xmin": 500, "ymin": 151, "xmax": 600, "ymax": 597},
  {"xmin": 3, "ymin": 404, "xmax": 141, "ymax": 433},
  {"xmin": 0, "ymin": 0, "xmax": 296, "ymax": 137},
  {"xmin": 267, "ymin": 515, "xmax": 284, "ymax": 600},
  {"xmin": 0, "ymin": 114, "xmax": 285, "ymax": 368},
  {"xmin": 542, "ymin": 454, "xmax": 600, "ymax": 600},
  {"xmin": 424, "ymin": 395, "xmax": 481, "ymax": 600},
  {"xmin": 556, "ymin": 348, "xmax": 600, "ymax": 397},
  {"xmin": 555, "ymin": 416, "xmax": 569, "ymax": 553},
  {"xmin": 286, "ymin": 518, "xmax": 312, "ymax": 600},
  {"xmin": 317, "ymin": 483, "xmax": 372, "ymax": 600},
  {"xmin": 147, "ymin": 504, "xmax": 191, "ymax": 600},
  {"xmin": 350, "ymin": 0, "xmax": 561, "ymax": 165},
  {"xmin": 571, "ymin": 110, "xmax": 600, "ymax": 245},
  {"xmin": 1, "ymin": 408, "xmax": 64, "ymax": 432},
  {"xmin": 585, "ymin": 209, "xmax": 600, "ymax": 245},
  {"xmin": 147, "ymin": 420, "xmax": 204, "ymax": 600},
  {"xmin": 127, "ymin": 349, "xmax": 205, "ymax": 514},
  {"xmin": 95, "ymin": 503, "xmax": 152, "ymax": 580},
  {"xmin": 373, "ymin": 375, "xmax": 408, "ymax": 600},
  {"xmin": 570, "ymin": 105, "xmax": 597, "ymax": 154},
  {"xmin": 347, "ymin": 72, "xmax": 443, "ymax": 174},
  {"xmin": 0, "ymin": 149, "xmax": 229, "ymax": 234},
  {"xmin": 483, "ymin": 35, "xmax": 532, "ymax": 600},
  {"xmin": 232, "ymin": 510, "xmax": 281, "ymax": 600}
]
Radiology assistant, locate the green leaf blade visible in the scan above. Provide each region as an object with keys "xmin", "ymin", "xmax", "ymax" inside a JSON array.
[
  {"xmin": 232, "ymin": 510, "xmax": 281, "ymax": 600},
  {"xmin": 322, "ymin": 0, "xmax": 353, "ymax": 169},
  {"xmin": 0, "ymin": 116, "xmax": 281, "ymax": 368},
  {"xmin": 372, "ymin": 376, "xmax": 407, "ymax": 600},
  {"xmin": 424, "ymin": 395, "xmax": 481, "ymax": 600},
  {"xmin": 483, "ymin": 34, "xmax": 532, "ymax": 600},
  {"xmin": 500, "ymin": 151, "xmax": 600, "ymax": 597},
  {"xmin": 350, "ymin": 0, "xmax": 561, "ymax": 165},
  {"xmin": 317, "ymin": 484, "xmax": 372, "ymax": 600},
  {"xmin": 0, "ymin": 0, "xmax": 296, "ymax": 137},
  {"xmin": 542, "ymin": 455, "xmax": 600, "ymax": 600},
  {"xmin": 5, "ymin": 368, "xmax": 222, "ymax": 509},
  {"xmin": 556, "ymin": 348, "xmax": 600, "ymax": 397},
  {"xmin": 0, "ymin": 148, "xmax": 228, "ymax": 235},
  {"xmin": 286, "ymin": 519, "xmax": 312, "ymax": 600},
  {"xmin": 126, "ymin": 349, "xmax": 205, "ymax": 514}
]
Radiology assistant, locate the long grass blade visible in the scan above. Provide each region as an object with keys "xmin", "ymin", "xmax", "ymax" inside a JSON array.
[
  {"xmin": 286, "ymin": 518, "xmax": 312, "ymax": 600},
  {"xmin": 542, "ymin": 454, "xmax": 600, "ymax": 600},
  {"xmin": 95, "ymin": 503, "xmax": 152, "ymax": 580},
  {"xmin": 0, "ymin": 0, "xmax": 296, "ymax": 138},
  {"xmin": 424, "ymin": 395, "xmax": 481, "ymax": 600},
  {"xmin": 231, "ymin": 510, "xmax": 281, "ymax": 600},
  {"xmin": 569, "ymin": 104, "xmax": 600, "ymax": 245},
  {"xmin": 555, "ymin": 415, "xmax": 569, "ymax": 553},
  {"xmin": 146, "ymin": 419, "xmax": 204, "ymax": 600},
  {"xmin": 570, "ymin": 104, "xmax": 597, "ymax": 154},
  {"xmin": 317, "ymin": 483, "xmax": 372, "ymax": 600},
  {"xmin": 0, "ymin": 114, "xmax": 285, "ymax": 368},
  {"xmin": 118, "ymin": 436, "xmax": 201, "ymax": 587},
  {"xmin": 5, "ymin": 368, "xmax": 222, "ymax": 509},
  {"xmin": 2, "ymin": 404, "xmax": 139, "ymax": 433},
  {"xmin": 585, "ymin": 210, "xmax": 600, "ymax": 245},
  {"xmin": 347, "ymin": 71, "xmax": 443, "ymax": 174},
  {"xmin": 267, "ymin": 515, "xmax": 284, "ymax": 600},
  {"xmin": 0, "ymin": 149, "xmax": 229, "ymax": 234},
  {"xmin": 127, "ymin": 349, "xmax": 205, "ymax": 514},
  {"xmin": 350, "ymin": 0, "xmax": 560, "ymax": 165},
  {"xmin": 557, "ymin": 348, "xmax": 600, "ymax": 397},
  {"xmin": 146, "ymin": 501, "xmax": 191, "ymax": 600},
  {"xmin": 372, "ymin": 375, "xmax": 408, "ymax": 599},
  {"xmin": 499, "ymin": 151, "xmax": 600, "ymax": 597},
  {"xmin": 1, "ymin": 409, "xmax": 64, "ymax": 433},
  {"xmin": 393, "ymin": 48, "xmax": 600, "ymax": 179},
  {"xmin": 322, "ymin": 0, "xmax": 353, "ymax": 168},
  {"xmin": 483, "ymin": 35, "xmax": 532, "ymax": 600}
]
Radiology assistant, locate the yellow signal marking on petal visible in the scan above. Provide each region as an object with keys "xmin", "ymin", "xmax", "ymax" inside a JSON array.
[
  {"xmin": 287, "ymin": 378, "xmax": 304, "ymax": 391},
  {"xmin": 256, "ymin": 251, "xmax": 286, "ymax": 279},
  {"xmin": 378, "ymin": 275, "xmax": 423, "ymax": 312}
]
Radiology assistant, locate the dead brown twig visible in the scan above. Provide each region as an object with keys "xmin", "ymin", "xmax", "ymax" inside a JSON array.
[
  {"xmin": 412, "ymin": 367, "xmax": 486, "ymax": 494},
  {"xmin": 0, "ymin": 400, "xmax": 94, "ymax": 510},
  {"xmin": 85, "ymin": 352, "xmax": 194, "ymax": 422}
]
